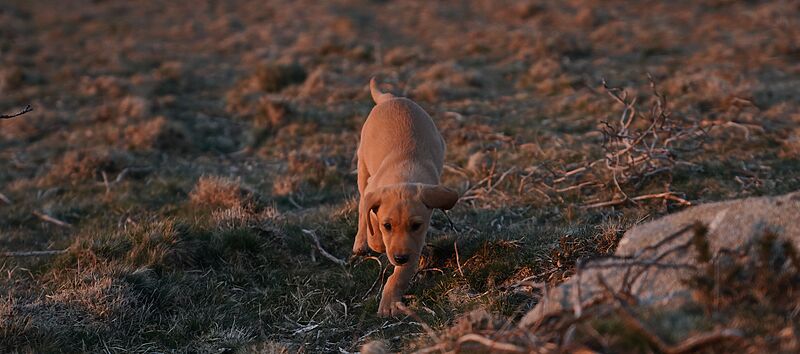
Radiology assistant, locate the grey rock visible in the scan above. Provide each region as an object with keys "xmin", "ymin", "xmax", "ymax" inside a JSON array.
[{"xmin": 519, "ymin": 191, "xmax": 800, "ymax": 327}]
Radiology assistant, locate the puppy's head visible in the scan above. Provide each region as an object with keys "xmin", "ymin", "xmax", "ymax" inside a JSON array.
[{"xmin": 363, "ymin": 184, "xmax": 458, "ymax": 266}]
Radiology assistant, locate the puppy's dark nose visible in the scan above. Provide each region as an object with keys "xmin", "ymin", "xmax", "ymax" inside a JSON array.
[{"xmin": 394, "ymin": 254, "xmax": 409, "ymax": 265}]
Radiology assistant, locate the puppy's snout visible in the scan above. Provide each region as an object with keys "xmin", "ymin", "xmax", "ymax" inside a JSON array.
[{"xmin": 394, "ymin": 254, "xmax": 409, "ymax": 265}]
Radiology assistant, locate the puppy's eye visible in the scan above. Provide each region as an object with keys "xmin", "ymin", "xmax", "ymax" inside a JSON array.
[
  {"xmin": 383, "ymin": 223, "xmax": 392, "ymax": 231},
  {"xmin": 411, "ymin": 222, "xmax": 422, "ymax": 231}
]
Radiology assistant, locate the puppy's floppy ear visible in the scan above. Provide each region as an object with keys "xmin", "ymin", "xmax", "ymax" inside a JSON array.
[
  {"xmin": 420, "ymin": 185, "xmax": 459, "ymax": 210},
  {"xmin": 363, "ymin": 190, "xmax": 382, "ymax": 236}
]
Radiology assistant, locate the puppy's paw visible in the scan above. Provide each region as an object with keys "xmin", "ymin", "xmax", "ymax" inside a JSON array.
[
  {"xmin": 349, "ymin": 246, "xmax": 372, "ymax": 265},
  {"xmin": 351, "ymin": 245, "xmax": 370, "ymax": 257},
  {"xmin": 352, "ymin": 234, "xmax": 371, "ymax": 257},
  {"xmin": 377, "ymin": 296, "xmax": 404, "ymax": 317}
]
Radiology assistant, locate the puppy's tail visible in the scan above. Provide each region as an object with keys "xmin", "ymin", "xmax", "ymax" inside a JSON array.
[{"xmin": 370, "ymin": 77, "xmax": 395, "ymax": 105}]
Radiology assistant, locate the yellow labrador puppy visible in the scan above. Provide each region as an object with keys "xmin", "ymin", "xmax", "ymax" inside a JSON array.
[{"xmin": 352, "ymin": 78, "xmax": 459, "ymax": 317}]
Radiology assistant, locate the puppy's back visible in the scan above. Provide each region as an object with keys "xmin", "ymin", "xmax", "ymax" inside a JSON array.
[
  {"xmin": 360, "ymin": 96, "xmax": 445, "ymax": 175},
  {"xmin": 363, "ymin": 98, "xmax": 439, "ymax": 146}
]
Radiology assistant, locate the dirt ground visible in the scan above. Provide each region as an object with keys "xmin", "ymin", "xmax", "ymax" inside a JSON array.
[{"xmin": 1, "ymin": 0, "xmax": 799, "ymax": 352}]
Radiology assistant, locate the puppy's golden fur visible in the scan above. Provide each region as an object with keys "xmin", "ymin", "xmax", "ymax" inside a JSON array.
[{"xmin": 352, "ymin": 78, "xmax": 459, "ymax": 317}]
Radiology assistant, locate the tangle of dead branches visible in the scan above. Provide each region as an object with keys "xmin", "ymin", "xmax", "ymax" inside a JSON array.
[{"xmin": 546, "ymin": 75, "xmax": 707, "ymax": 208}]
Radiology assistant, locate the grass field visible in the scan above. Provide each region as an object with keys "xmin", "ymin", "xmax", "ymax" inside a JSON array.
[{"xmin": 1, "ymin": 0, "xmax": 799, "ymax": 352}]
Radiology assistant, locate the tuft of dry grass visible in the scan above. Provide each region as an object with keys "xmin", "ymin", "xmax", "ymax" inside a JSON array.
[
  {"xmin": 44, "ymin": 148, "xmax": 132, "ymax": 185},
  {"xmin": 128, "ymin": 116, "xmax": 192, "ymax": 151},
  {"xmin": 189, "ymin": 176, "xmax": 251, "ymax": 210}
]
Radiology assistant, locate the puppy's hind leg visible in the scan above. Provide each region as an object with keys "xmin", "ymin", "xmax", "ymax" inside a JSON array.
[{"xmin": 352, "ymin": 154, "xmax": 371, "ymax": 256}]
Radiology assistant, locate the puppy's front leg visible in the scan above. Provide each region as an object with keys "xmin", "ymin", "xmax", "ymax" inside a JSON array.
[
  {"xmin": 378, "ymin": 261, "xmax": 418, "ymax": 317},
  {"xmin": 352, "ymin": 196, "xmax": 371, "ymax": 256},
  {"xmin": 352, "ymin": 156, "xmax": 371, "ymax": 256}
]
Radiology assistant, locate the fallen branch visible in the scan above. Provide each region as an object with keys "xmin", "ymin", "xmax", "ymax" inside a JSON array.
[
  {"xmin": 669, "ymin": 328, "xmax": 744, "ymax": 354},
  {"xmin": 582, "ymin": 192, "xmax": 691, "ymax": 209},
  {"xmin": 552, "ymin": 160, "xmax": 604, "ymax": 184},
  {"xmin": 0, "ymin": 192, "xmax": 11, "ymax": 205},
  {"xmin": 301, "ymin": 229, "xmax": 346, "ymax": 267},
  {"xmin": 1, "ymin": 249, "xmax": 68, "ymax": 257},
  {"xmin": 456, "ymin": 334, "xmax": 527, "ymax": 353},
  {"xmin": 0, "ymin": 104, "xmax": 33, "ymax": 119},
  {"xmin": 704, "ymin": 120, "xmax": 764, "ymax": 141},
  {"xmin": 32, "ymin": 210, "xmax": 72, "ymax": 228},
  {"xmin": 554, "ymin": 181, "xmax": 600, "ymax": 193}
]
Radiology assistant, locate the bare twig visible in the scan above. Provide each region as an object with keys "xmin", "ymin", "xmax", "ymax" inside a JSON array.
[
  {"xmin": 632, "ymin": 223, "xmax": 694, "ymax": 258},
  {"xmin": 301, "ymin": 229, "xmax": 347, "ymax": 267},
  {"xmin": 489, "ymin": 167, "xmax": 517, "ymax": 191},
  {"xmin": 630, "ymin": 192, "xmax": 690, "ymax": 205},
  {"xmin": 0, "ymin": 192, "xmax": 11, "ymax": 205},
  {"xmin": 453, "ymin": 238, "xmax": 464, "ymax": 278},
  {"xmin": 506, "ymin": 272, "xmax": 549, "ymax": 290},
  {"xmin": 32, "ymin": 210, "xmax": 72, "ymax": 228},
  {"xmin": 0, "ymin": 105, "xmax": 33, "ymax": 119},
  {"xmin": 102, "ymin": 171, "xmax": 111, "ymax": 195},
  {"xmin": 552, "ymin": 159, "xmax": 604, "ymax": 184},
  {"xmin": 622, "ymin": 240, "xmax": 696, "ymax": 292},
  {"xmin": 705, "ymin": 120, "xmax": 764, "ymax": 141},
  {"xmin": 1, "ymin": 249, "xmax": 68, "ymax": 257},
  {"xmin": 288, "ymin": 196, "xmax": 303, "ymax": 209},
  {"xmin": 441, "ymin": 210, "xmax": 464, "ymax": 277},
  {"xmin": 456, "ymin": 334, "xmax": 527, "ymax": 353},
  {"xmin": 357, "ymin": 255, "xmax": 385, "ymax": 299},
  {"xmin": 669, "ymin": 329, "xmax": 744, "ymax": 354},
  {"xmin": 554, "ymin": 181, "xmax": 599, "ymax": 193},
  {"xmin": 114, "ymin": 168, "xmax": 130, "ymax": 183},
  {"xmin": 582, "ymin": 192, "xmax": 691, "ymax": 209}
]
